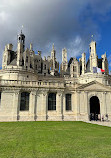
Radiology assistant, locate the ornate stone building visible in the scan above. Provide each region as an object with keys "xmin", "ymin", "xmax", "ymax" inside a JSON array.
[{"xmin": 0, "ymin": 31, "xmax": 111, "ymax": 121}]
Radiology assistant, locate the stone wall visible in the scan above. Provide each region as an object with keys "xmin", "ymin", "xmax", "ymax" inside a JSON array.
[{"xmin": 0, "ymin": 81, "xmax": 111, "ymax": 122}]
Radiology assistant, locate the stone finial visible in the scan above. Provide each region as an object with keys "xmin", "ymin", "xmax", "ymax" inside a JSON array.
[
  {"xmin": 30, "ymin": 43, "xmax": 33, "ymax": 51},
  {"xmin": 38, "ymin": 51, "xmax": 41, "ymax": 56},
  {"xmin": 43, "ymin": 56, "xmax": 46, "ymax": 61},
  {"xmin": 101, "ymin": 52, "xmax": 106, "ymax": 59},
  {"xmin": 91, "ymin": 35, "xmax": 94, "ymax": 41}
]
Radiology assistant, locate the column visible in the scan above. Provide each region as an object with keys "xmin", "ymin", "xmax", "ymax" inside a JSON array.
[
  {"xmin": 62, "ymin": 93, "xmax": 65, "ymax": 120},
  {"xmin": 36, "ymin": 90, "xmax": 48, "ymax": 121},
  {"xmin": 76, "ymin": 91, "xmax": 80, "ymax": 120},
  {"xmin": 29, "ymin": 91, "xmax": 36, "ymax": 121},
  {"xmin": 84, "ymin": 91, "xmax": 89, "ymax": 120},
  {"xmin": 105, "ymin": 92, "xmax": 107, "ymax": 114},
  {"xmin": 41, "ymin": 91, "xmax": 48, "ymax": 121},
  {"xmin": 72, "ymin": 92, "xmax": 75, "ymax": 112},
  {"xmin": 56, "ymin": 91, "xmax": 63, "ymax": 120},
  {"xmin": 103, "ymin": 92, "xmax": 107, "ymax": 120},
  {"xmin": 13, "ymin": 91, "xmax": 20, "ymax": 121},
  {"xmin": 101, "ymin": 92, "xmax": 106, "ymax": 120},
  {"xmin": 36, "ymin": 91, "xmax": 42, "ymax": 119},
  {"xmin": 1, "ymin": 90, "xmax": 17, "ymax": 121}
]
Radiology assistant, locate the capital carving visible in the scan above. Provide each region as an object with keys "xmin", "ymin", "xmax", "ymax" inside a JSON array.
[
  {"xmin": 58, "ymin": 93, "xmax": 62, "ymax": 97},
  {"xmin": 15, "ymin": 92, "xmax": 19, "ymax": 95},
  {"xmin": 57, "ymin": 91, "xmax": 63, "ymax": 97},
  {"xmin": 31, "ymin": 91, "xmax": 36, "ymax": 96},
  {"xmin": 43, "ymin": 92, "xmax": 48, "ymax": 96}
]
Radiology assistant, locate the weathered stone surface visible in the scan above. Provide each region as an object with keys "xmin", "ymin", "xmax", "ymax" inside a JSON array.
[{"xmin": 0, "ymin": 31, "xmax": 111, "ymax": 122}]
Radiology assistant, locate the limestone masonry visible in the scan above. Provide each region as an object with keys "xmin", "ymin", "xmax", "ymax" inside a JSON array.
[{"xmin": 0, "ymin": 31, "xmax": 111, "ymax": 121}]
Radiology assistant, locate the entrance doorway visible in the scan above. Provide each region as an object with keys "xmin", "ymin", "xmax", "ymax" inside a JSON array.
[{"xmin": 90, "ymin": 96, "xmax": 100, "ymax": 121}]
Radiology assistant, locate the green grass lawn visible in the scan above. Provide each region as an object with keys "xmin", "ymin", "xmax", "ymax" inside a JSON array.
[{"xmin": 0, "ymin": 121, "xmax": 111, "ymax": 158}]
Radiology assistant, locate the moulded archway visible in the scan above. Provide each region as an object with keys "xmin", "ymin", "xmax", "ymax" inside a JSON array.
[{"xmin": 90, "ymin": 96, "xmax": 100, "ymax": 121}]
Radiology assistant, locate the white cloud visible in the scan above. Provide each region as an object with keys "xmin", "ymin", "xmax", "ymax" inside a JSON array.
[
  {"xmin": 67, "ymin": 36, "xmax": 86, "ymax": 59},
  {"xmin": 0, "ymin": 0, "xmax": 111, "ymax": 66},
  {"xmin": 0, "ymin": 11, "xmax": 10, "ymax": 23}
]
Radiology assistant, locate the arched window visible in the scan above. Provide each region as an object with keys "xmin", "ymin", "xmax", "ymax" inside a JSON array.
[
  {"xmin": 20, "ymin": 92, "xmax": 30, "ymax": 111},
  {"xmin": 66, "ymin": 94, "xmax": 71, "ymax": 110},
  {"xmin": 73, "ymin": 66, "xmax": 77, "ymax": 72},
  {"xmin": 44, "ymin": 64, "xmax": 46, "ymax": 70},
  {"xmin": 26, "ymin": 56, "xmax": 28, "ymax": 62},
  {"xmin": 48, "ymin": 93, "xmax": 56, "ymax": 110}
]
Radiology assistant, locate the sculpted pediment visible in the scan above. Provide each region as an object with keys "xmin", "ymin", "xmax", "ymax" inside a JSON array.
[{"xmin": 77, "ymin": 81, "xmax": 111, "ymax": 92}]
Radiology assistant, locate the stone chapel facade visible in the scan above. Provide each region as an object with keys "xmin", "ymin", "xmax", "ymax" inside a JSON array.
[{"xmin": 0, "ymin": 31, "xmax": 111, "ymax": 121}]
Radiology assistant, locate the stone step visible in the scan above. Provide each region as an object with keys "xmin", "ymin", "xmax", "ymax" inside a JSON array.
[{"xmin": 84, "ymin": 121, "xmax": 111, "ymax": 127}]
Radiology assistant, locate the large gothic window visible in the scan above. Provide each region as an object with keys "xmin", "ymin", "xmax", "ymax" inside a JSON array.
[
  {"xmin": 66, "ymin": 94, "xmax": 72, "ymax": 110},
  {"xmin": 48, "ymin": 93, "xmax": 56, "ymax": 110},
  {"xmin": 20, "ymin": 92, "xmax": 30, "ymax": 111},
  {"xmin": 73, "ymin": 66, "xmax": 77, "ymax": 72}
]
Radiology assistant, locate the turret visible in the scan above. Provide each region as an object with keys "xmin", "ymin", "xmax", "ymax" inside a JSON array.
[
  {"xmin": 51, "ymin": 43, "xmax": 56, "ymax": 60},
  {"xmin": 17, "ymin": 30, "xmax": 25, "ymax": 66},
  {"xmin": 51, "ymin": 43, "xmax": 56, "ymax": 70},
  {"xmin": 70, "ymin": 57, "xmax": 80, "ymax": 78},
  {"xmin": 30, "ymin": 43, "xmax": 33, "ymax": 51},
  {"xmin": 62, "ymin": 48, "xmax": 67, "ymax": 63},
  {"xmin": 90, "ymin": 41, "xmax": 97, "ymax": 72},
  {"xmin": 17, "ymin": 30, "xmax": 25, "ymax": 51},
  {"xmin": 82, "ymin": 53, "xmax": 86, "ymax": 75},
  {"xmin": 50, "ymin": 44, "xmax": 59, "ymax": 76},
  {"xmin": 101, "ymin": 52, "xmax": 109, "ymax": 75},
  {"xmin": 60, "ymin": 48, "xmax": 68, "ymax": 76},
  {"xmin": 2, "ymin": 44, "xmax": 13, "ymax": 69},
  {"xmin": 90, "ymin": 41, "xmax": 96, "ymax": 56}
]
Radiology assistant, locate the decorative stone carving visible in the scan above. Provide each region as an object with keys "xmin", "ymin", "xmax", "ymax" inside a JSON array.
[
  {"xmin": 0, "ymin": 30, "xmax": 111, "ymax": 122},
  {"xmin": 43, "ymin": 92, "xmax": 47, "ymax": 96}
]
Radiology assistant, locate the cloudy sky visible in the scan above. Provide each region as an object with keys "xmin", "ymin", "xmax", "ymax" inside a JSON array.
[{"xmin": 1, "ymin": 0, "xmax": 111, "ymax": 70}]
